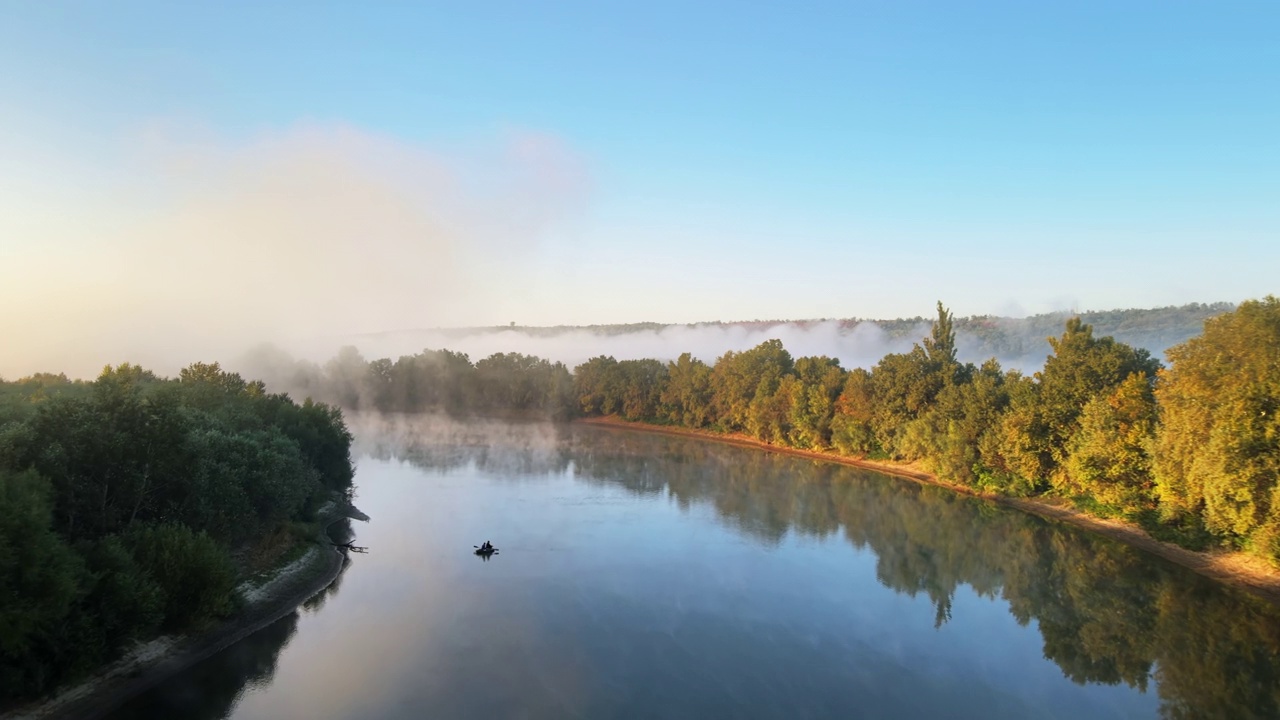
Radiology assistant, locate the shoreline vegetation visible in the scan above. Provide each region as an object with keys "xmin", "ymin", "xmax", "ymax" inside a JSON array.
[
  {"xmin": 8, "ymin": 503, "xmax": 368, "ymax": 720},
  {"xmin": 246, "ymin": 296, "xmax": 1280, "ymax": 583},
  {"xmin": 4, "ymin": 298, "xmax": 1278, "ymax": 707},
  {"xmin": 0, "ymin": 363, "xmax": 360, "ymax": 712},
  {"xmin": 577, "ymin": 416, "xmax": 1280, "ymax": 605}
]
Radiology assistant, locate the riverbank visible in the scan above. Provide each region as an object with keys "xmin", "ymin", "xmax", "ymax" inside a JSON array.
[
  {"xmin": 4, "ymin": 503, "xmax": 369, "ymax": 720},
  {"xmin": 578, "ymin": 416, "xmax": 1280, "ymax": 605}
]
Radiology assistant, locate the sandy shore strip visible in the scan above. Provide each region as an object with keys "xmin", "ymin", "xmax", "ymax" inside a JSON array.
[
  {"xmin": 577, "ymin": 416, "xmax": 1280, "ymax": 605},
  {"xmin": 4, "ymin": 504, "xmax": 368, "ymax": 720}
]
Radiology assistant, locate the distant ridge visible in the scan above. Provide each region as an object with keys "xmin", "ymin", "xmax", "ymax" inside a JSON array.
[{"xmin": 351, "ymin": 302, "xmax": 1235, "ymax": 364}]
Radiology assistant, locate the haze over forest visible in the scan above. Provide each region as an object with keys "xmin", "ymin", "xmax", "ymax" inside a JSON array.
[
  {"xmin": 3, "ymin": 4, "xmax": 1277, "ymax": 381},
  {"xmin": 292, "ymin": 302, "xmax": 1232, "ymax": 376},
  {"xmin": 1, "ymin": 302, "xmax": 1231, "ymax": 382},
  {"xmin": 4, "ymin": 3, "xmax": 1280, "ymax": 716}
]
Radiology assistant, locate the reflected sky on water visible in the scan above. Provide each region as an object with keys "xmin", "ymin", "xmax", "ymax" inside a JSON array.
[{"xmin": 107, "ymin": 415, "xmax": 1280, "ymax": 719}]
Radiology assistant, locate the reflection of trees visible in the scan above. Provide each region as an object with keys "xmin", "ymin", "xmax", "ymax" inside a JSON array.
[
  {"xmin": 106, "ymin": 535, "xmax": 355, "ymax": 720},
  {"xmin": 350, "ymin": 413, "xmax": 573, "ymax": 478},
  {"xmin": 1152, "ymin": 582, "xmax": 1280, "ymax": 720},
  {"xmin": 106, "ymin": 613, "xmax": 300, "ymax": 720},
  {"xmin": 303, "ymin": 556, "xmax": 349, "ymax": 614},
  {"xmin": 371, "ymin": 419, "xmax": 1280, "ymax": 718}
]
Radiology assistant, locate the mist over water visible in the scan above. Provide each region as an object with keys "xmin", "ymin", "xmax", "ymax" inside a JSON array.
[
  {"xmin": 280, "ymin": 320, "xmax": 930, "ymax": 373},
  {"xmin": 234, "ymin": 302, "xmax": 1221, "ymax": 386}
]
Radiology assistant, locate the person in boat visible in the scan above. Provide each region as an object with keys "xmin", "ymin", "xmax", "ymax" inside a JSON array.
[{"xmin": 481, "ymin": 541, "xmax": 492, "ymax": 551}]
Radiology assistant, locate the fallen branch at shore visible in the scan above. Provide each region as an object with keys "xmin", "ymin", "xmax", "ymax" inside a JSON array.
[{"xmin": 333, "ymin": 541, "xmax": 368, "ymax": 553}]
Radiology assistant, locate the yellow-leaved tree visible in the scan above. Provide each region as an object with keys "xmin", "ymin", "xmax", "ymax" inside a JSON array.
[{"xmin": 1154, "ymin": 296, "xmax": 1280, "ymax": 561}]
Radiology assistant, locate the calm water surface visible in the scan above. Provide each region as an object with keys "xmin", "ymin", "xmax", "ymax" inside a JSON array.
[{"xmin": 107, "ymin": 415, "xmax": 1280, "ymax": 719}]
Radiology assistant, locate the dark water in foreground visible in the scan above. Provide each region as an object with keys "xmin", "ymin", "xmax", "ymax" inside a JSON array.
[{"xmin": 108, "ymin": 416, "xmax": 1280, "ymax": 719}]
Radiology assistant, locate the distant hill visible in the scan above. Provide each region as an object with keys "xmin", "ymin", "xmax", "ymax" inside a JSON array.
[
  {"xmin": 410, "ymin": 302, "xmax": 1234, "ymax": 367},
  {"xmin": 947, "ymin": 302, "xmax": 1235, "ymax": 365}
]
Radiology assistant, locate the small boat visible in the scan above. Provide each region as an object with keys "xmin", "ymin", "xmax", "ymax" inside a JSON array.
[{"xmin": 474, "ymin": 545, "xmax": 497, "ymax": 556}]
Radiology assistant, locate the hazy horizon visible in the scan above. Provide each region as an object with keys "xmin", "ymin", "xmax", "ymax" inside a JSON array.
[
  {"xmin": 2, "ymin": 300, "xmax": 1231, "ymax": 382},
  {"xmin": 3, "ymin": 3, "xmax": 1276, "ymax": 379}
]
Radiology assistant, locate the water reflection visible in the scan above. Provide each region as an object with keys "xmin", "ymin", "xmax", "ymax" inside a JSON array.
[
  {"xmin": 106, "ymin": 613, "xmax": 300, "ymax": 720},
  {"xmin": 356, "ymin": 415, "xmax": 1280, "ymax": 720},
  {"xmin": 108, "ymin": 416, "xmax": 1280, "ymax": 719},
  {"xmin": 300, "ymin": 556, "xmax": 349, "ymax": 614}
]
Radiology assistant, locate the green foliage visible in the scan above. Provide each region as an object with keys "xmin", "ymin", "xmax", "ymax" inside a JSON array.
[
  {"xmin": 182, "ymin": 424, "xmax": 319, "ymax": 542},
  {"xmin": 616, "ymin": 359, "xmax": 668, "ymax": 421},
  {"xmin": 0, "ymin": 469, "xmax": 83, "ymax": 697},
  {"xmin": 1063, "ymin": 373, "xmax": 1158, "ymax": 515},
  {"xmin": 831, "ymin": 369, "xmax": 879, "ymax": 456},
  {"xmin": 574, "ymin": 356, "xmax": 623, "ymax": 416},
  {"xmin": 1040, "ymin": 319, "xmax": 1160, "ymax": 451},
  {"xmin": 474, "ymin": 353, "xmax": 575, "ymax": 414},
  {"xmin": 709, "ymin": 340, "xmax": 794, "ymax": 433},
  {"xmin": 660, "ymin": 353, "xmax": 713, "ymax": 427},
  {"xmin": 1154, "ymin": 296, "xmax": 1280, "ymax": 559},
  {"xmin": 122, "ymin": 523, "xmax": 237, "ymax": 629},
  {"xmin": 987, "ymin": 319, "xmax": 1161, "ymax": 494},
  {"xmin": 81, "ymin": 536, "xmax": 165, "ymax": 651},
  {"xmin": 785, "ymin": 356, "xmax": 845, "ymax": 449},
  {"xmin": 568, "ymin": 301, "xmax": 1280, "ymax": 565},
  {"xmin": 0, "ymin": 361, "xmax": 355, "ymax": 702},
  {"xmin": 905, "ymin": 359, "xmax": 1010, "ymax": 486},
  {"xmin": 180, "ymin": 296, "xmax": 1275, "ymax": 573}
]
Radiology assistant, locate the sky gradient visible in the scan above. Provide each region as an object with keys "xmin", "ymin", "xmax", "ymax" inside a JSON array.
[{"xmin": 2, "ymin": 2, "xmax": 1277, "ymax": 374}]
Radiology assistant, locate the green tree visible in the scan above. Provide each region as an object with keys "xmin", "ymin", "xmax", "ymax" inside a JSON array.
[
  {"xmin": 709, "ymin": 340, "xmax": 795, "ymax": 432},
  {"xmin": 986, "ymin": 372, "xmax": 1052, "ymax": 493},
  {"xmin": 1063, "ymin": 373, "xmax": 1158, "ymax": 514},
  {"xmin": 617, "ymin": 359, "xmax": 668, "ymax": 421},
  {"xmin": 123, "ymin": 523, "xmax": 236, "ymax": 629},
  {"xmin": 79, "ymin": 536, "xmax": 165, "ymax": 658},
  {"xmin": 923, "ymin": 300, "xmax": 959, "ymax": 370},
  {"xmin": 859, "ymin": 304, "xmax": 965, "ymax": 458},
  {"xmin": 660, "ymin": 353, "xmax": 713, "ymax": 427},
  {"xmin": 1154, "ymin": 297, "xmax": 1280, "ymax": 557},
  {"xmin": 24, "ymin": 370, "xmax": 191, "ymax": 539},
  {"xmin": 831, "ymin": 368, "xmax": 880, "ymax": 456},
  {"xmin": 903, "ymin": 359, "xmax": 1010, "ymax": 486},
  {"xmin": 574, "ymin": 356, "xmax": 623, "ymax": 415},
  {"xmin": 995, "ymin": 318, "xmax": 1160, "ymax": 492},
  {"xmin": 786, "ymin": 356, "xmax": 845, "ymax": 449},
  {"xmin": 0, "ymin": 469, "xmax": 84, "ymax": 696}
]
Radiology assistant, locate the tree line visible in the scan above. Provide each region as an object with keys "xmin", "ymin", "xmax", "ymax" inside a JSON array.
[
  {"xmin": 258, "ymin": 296, "xmax": 1279, "ymax": 566},
  {"xmin": 0, "ymin": 363, "xmax": 354, "ymax": 703},
  {"xmin": 575, "ymin": 298, "xmax": 1280, "ymax": 565}
]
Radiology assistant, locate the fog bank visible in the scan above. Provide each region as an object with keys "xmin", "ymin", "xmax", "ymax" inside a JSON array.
[
  {"xmin": 240, "ymin": 302, "xmax": 1227, "ymax": 382},
  {"xmin": 0, "ymin": 122, "xmax": 587, "ymax": 380}
]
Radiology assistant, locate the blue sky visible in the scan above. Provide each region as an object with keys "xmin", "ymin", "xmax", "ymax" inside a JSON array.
[{"xmin": 2, "ymin": 1, "xmax": 1277, "ymax": 351}]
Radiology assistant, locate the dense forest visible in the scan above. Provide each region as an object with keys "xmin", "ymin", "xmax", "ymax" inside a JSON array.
[
  {"xmin": 251, "ymin": 297, "xmax": 1279, "ymax": 566},
  {"xmin": 0, "ymin": 363, "xmax": 354, "ymax": 702}
]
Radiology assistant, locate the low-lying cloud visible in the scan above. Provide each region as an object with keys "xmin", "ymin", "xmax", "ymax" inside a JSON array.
[
  {"xmin": 0, "ymin": 122, "xmax": 588, "ymax": 379},
  {"xmin": 283, "ymin": 321, "xmax": 934, "ymax": 373}
]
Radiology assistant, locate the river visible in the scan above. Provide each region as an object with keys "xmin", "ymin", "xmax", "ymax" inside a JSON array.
[{"xmin": 105, "ymin": 414, "xmax": 1280, "ymax": 719}]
